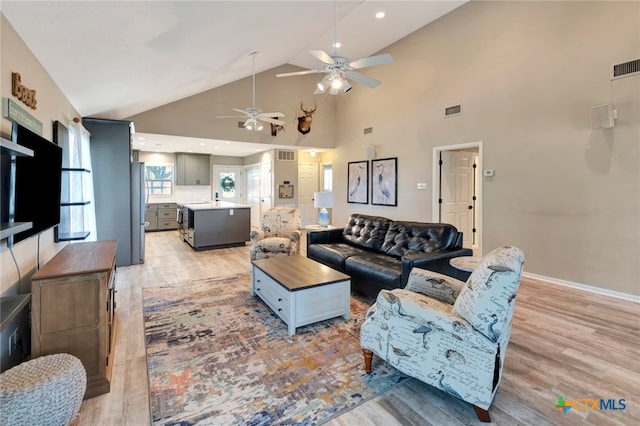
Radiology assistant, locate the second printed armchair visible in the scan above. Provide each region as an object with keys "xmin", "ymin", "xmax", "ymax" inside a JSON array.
[
  {"xmin": 360, "ymin": 245, "xmax": 525, "ymax": 422},
  {"xmin": 250, "ymin": 207, "xmax": 302, "ymax": 261}
]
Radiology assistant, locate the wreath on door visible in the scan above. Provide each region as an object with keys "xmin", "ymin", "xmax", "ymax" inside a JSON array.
[{"xmin": 220, "ymin": 176, "xmax": 235, "ymax": 192}]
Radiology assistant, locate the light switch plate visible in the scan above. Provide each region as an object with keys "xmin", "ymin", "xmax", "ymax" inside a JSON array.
[{"xmin": 484, "ymin": 170, "xmax": 494, "ymax": 177}]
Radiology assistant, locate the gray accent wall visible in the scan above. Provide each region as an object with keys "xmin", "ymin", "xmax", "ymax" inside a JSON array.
[{"xmin": 332, "ymin": 1, "xmax": 639, "ymax": 295}]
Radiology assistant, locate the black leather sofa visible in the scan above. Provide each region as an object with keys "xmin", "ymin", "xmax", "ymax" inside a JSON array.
[{"xmin": 306, "ymin": 213, "xmax": 473, "ymax": 297}]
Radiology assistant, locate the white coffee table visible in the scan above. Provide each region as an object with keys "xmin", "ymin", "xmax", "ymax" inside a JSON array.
[{"xmin": 251, "ymin": 256, "xmax": 351, "ymax": 335}]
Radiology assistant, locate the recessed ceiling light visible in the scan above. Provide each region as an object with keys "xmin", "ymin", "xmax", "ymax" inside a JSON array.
[
  {"xmin": 199, "ymin": 142, "xmax": 206, "ymax": 146},
  {"xmin": 138, "ymin": 142, "xmax": 145, "ymax": 145},
  {"xmin": 375, "ymin": 11, "xmax": 385, "ymax": 19},
  {"xmin": 137, "ymin": 137, "xmax": 145, "ymax": 140},
  {"xmin": 224, "ymin": 141, "xmax": 231, "ymax": 145},
  {"xmin": 333, "ymin": 42, "xmax": 341, "ymax": 49}
]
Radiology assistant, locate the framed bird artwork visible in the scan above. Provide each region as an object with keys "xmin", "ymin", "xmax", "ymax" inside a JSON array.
[
  {"xmin": 347, "ymin": 161, "xmax": 369, "ymax": 204},
  {"xmin": 371, "ymin": 157, "xmax": 397, "ymax": 206}
]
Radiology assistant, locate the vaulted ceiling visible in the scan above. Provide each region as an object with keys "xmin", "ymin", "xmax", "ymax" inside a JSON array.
[{"xmin": 3, "ymin": 1, "xmax": 467, "ymax": 155}]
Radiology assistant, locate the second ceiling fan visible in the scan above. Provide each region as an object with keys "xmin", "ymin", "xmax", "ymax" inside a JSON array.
[
  {"xmin": 217, "ymin": 52, "xmax": 285, "ymax": 131},
  {"xmin": 276, "ymin": 0, "xmax": 394, "ymax": 95}
]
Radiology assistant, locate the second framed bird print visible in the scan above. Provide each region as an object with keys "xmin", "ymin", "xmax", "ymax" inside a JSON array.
[{"xmin": 371, "ymin": 157, "xmax": 397, "ymax": 206}]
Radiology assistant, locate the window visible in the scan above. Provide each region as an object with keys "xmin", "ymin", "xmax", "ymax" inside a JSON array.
[
  {"xmin": 146, "ymin": 163, "xmax": 174, "ymax": 195},
  {"xmin": 323, "ymin": 164, "xmax": 333, "ymax": 192}
]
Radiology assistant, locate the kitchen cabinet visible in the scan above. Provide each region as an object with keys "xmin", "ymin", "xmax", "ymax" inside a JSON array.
[
  {"xmin": 30, "ymin": 240, "xmax": 117, "ymax": 399},
  {"xmin": 84, "ymin": 117, "xmax": 134, "ymax": 266},
  {"xmin": 176, "ymin": 153, "xmax": 210, "ymax": 185},
  {"xmin": 145, "ymin": 203, "xmax": 177, "ymax": 231}
]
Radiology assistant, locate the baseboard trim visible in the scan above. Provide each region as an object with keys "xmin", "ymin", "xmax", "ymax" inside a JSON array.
[{"xmin": 522, "ymin": 271, "xmax": 640, "ymax": 303}]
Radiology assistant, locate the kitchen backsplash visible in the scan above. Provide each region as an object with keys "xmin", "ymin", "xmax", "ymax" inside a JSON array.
[{"xmin": 149, "ymin": 185, "xmax": 212, "ymax": 203}]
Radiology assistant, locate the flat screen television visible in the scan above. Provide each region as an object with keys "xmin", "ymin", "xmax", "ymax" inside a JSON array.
[{"xmin": 10, "ymin": 122, "xmax": 63, "ymax": 245}]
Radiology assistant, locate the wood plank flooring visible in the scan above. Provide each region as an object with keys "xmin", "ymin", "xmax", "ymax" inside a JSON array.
[{"xmin": 71, "ymin": 231, "xmax": 640, "ymax": 425}]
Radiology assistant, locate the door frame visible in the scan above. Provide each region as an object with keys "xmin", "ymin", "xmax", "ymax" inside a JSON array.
[{"xmin": 432, "ymin": 141, "xmax": 483, "ymax": 255}]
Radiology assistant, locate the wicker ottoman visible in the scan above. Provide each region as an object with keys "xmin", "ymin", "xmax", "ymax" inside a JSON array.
[{"xmin": 0, "ymin": 353, "xmax": 86, "ymax": 426}]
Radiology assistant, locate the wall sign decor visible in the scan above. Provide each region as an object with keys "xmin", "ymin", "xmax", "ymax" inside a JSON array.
[
  {"xmin": 11, "ymin": 73, "xmax": 37, "ymax": 110},
  {"xmin": 347, "ymin": 160, "xmax": 369, "ymax": 204},
  {"xmin": 278, "ymin": 184, "xmax": 294, "ymax": 199},
  {"xmin": 2, "ymin": 97, "xmax": 43, "ymax": 135},
  {"xmin": 371, "ymin": 157, "xmax": 397, "ymax": 206}
]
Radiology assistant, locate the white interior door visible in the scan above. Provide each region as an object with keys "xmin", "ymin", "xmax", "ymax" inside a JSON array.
[
  {"xmin": 212, "ymin": 165, "xmax": 244, "ymax": 203},
  {"xmin": 260, "ymin": 156, "xmax": 273, "ymax": 213},
  {"xmin": 245, "ymin": 163, "xmax": 261, "ymax": 229},
  {"xmin": 298, "ymin": 162, "xmax": 318, "ymax": 226},
  {"xmin": 440, "ymin": 150, "xmax": 475, "ymax": 247}
]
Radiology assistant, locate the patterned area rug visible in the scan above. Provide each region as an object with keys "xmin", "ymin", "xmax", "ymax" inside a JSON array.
[{"xmin": 142, "ymin": 273, "xmax": 407, "ymax": 425}]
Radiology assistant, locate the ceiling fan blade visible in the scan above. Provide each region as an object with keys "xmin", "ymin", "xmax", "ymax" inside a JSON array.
[
  {"xmin": 216, "ymin": 115, "xmax": 246, "ymax": 119},
  {"xmin": 309, "ymin": 50, "xmax": 335, "ymax": 65},
  {"xmin": 259, "ymin": 112, "xmax": 285, "ymax": 118},
  {"xmin": 232, "ymin": 108, "xmax": 251, "ymax": 116},
  {"xmin": 345, "ymin": 71, "xmax": 381, "ymax": 88},
  {"xmin": 258, "ymin": 116, "xmax": 285, "ymax": 126},
  {"xmin": 276, "ymin": 69, "xmax": 324, "ymax": 78},
  {"xmin": 349, "ymin": 53, "xmax": 394, "ymax": 70}
]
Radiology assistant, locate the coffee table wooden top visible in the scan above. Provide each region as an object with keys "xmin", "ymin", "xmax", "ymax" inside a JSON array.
[{"xmin": 252, "ymin": 256, "xmax": 350, "ymax": 291}]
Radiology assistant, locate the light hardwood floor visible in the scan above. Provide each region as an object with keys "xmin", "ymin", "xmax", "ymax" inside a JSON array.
[{"xmin": 72, "ymin": 231, "xmax": 640, "ymax": 425}]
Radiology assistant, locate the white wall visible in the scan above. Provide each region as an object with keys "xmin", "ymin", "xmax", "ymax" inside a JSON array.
[{"xmin": 1, "ymin": 14, "xmax": 79, "ymax": 295}]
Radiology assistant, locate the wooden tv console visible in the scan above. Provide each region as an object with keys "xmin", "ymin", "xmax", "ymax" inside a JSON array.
[{"xmin": 31, "ymin": 240, "xmax": 118, "ymax": 399}]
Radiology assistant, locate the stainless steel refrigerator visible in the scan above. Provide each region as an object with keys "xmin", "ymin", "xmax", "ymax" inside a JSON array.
[{"xmin": 130, "ymin": 161, "xmax": 146, "ymax": 265}]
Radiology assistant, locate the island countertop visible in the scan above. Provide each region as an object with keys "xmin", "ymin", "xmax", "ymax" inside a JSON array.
[{"xmin": 182, "ymin": 201, "xmax": 251, "ymax": 210}]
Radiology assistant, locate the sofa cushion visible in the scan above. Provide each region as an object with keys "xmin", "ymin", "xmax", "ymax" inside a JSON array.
[
  {"xmin": 345, "ymin": 253, "xmax": 403, "ymax": 289},
  {"xmin": 307, "ymin": 243, "xmax": 364, "ymax": 271},
  {"xmin": 342, "ymin": 214, "xmax": 391, "ymax": 253},
  {"xmin": 381, "ymin": 221, "xmax": 459, "ymax": 258}
]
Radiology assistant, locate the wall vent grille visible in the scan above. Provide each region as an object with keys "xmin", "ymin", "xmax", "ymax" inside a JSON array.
[
  {"xmin": 445, "ymin": 104, "xmax": 462, "ymax": 117},
  {"xmin": 364, "ymin": 127, "xmax": 373, "ymax": 134},
  {"xmin": 613, "ymin": 59, "xmax": 640, "ymax": 79},
  {"xmin": 277, "ymin": 150, "xmax": 296, "ymax": 161}
]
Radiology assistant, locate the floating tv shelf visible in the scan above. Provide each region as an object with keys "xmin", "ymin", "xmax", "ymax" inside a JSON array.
[
  {"xmin": 1, "ymin": 137, "xmax": 34, "ymax": 241},
  {"xmin": 1, "ymin": 137, "xmax": 34, "ymax": 157}
]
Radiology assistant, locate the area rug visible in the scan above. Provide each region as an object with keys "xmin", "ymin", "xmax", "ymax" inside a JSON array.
[{"xmin": 142, "ymin": 273, "xmax": 407, "ymax": 425}]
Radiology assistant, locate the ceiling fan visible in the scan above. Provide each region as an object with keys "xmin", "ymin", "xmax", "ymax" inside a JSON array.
[
  {"xmin": 217, "ymin": 52, "xmax": 285, "ymax": 131},
  {"xmin": 276, "ymin": 0, "xmax": 394, "ymax": 95}
]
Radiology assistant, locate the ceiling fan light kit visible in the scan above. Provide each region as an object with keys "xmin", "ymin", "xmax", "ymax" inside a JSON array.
[
  {"xmin": 276, "ymin": 0, "xmax": 393, "ymax": 95},
  {"xmin": 216, "ymin": 52, "xmax": 284, "ymax": 132}
]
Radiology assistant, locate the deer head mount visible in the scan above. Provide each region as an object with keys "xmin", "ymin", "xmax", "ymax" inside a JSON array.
[
  {"xmin": 270, "ymin": 119, "xmax": 285, "ymax": 137},
  {"xmin": 297, "ymin": 101, "xmax": 317, "ymax": 135}
]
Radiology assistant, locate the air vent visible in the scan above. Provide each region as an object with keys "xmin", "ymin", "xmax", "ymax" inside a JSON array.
[
  {"xmin": 613, "ymin": 58, "xmax": 640, "ymax": 79},
  {"xmin": 445, "ymin": 104, "xmax": 462, "ymax": 117},
  {"xmin": 237, "ymin": 121, "xmax": 245, "ymax": 128},
  {"xmin": 364, "ymin": 127, "xmax": 373, "ymax": 135},
  {"xmin": 277, "ymin": 150, "xmax": 296, "ymax": 161}
]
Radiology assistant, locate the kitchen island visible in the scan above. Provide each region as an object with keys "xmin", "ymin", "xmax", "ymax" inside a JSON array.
[{"xmin": 181, "ymin": 201, "xmax": 250, "ymax": 250}]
